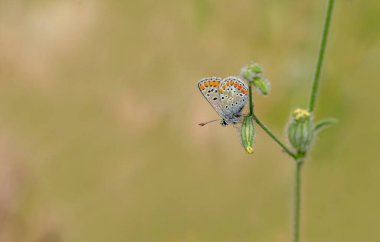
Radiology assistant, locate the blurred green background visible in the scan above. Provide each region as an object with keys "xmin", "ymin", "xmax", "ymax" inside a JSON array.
[{"xmin": 0, "ymin": 0, "xmax": 379, "ymax": 241}]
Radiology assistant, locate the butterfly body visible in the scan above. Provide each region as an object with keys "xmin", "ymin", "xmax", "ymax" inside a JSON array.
[{"xmin": 197, "ymin": 76, "xmax": 249, "ymax": 126}]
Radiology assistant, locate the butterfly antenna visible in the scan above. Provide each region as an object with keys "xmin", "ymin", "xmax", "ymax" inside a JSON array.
[{"xmin": 198, "ymin": 119, "xmax": 220, "ymax": 126}]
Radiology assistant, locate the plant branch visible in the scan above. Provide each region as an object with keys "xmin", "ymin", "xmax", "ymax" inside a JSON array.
[
  {"xmin": 247, "ymin": 82, "xmax": 296, "ymax": 159},
  {"xmin": 308, "ymin": 0, "xmax": 335, "ymax": 113},
  {"xmin": 252, "ymin": 113, "xmax": 296, "ymax": 159}
]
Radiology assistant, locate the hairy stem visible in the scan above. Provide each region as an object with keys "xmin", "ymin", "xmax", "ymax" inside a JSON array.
[{"xmin": 308, "ymin": 0, "xmax": 335, "ymax": 113}]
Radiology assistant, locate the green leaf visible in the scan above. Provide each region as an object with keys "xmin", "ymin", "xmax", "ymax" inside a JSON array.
[{"xmin": 313, "ymin": 118, "xmax": 338, "ymax": 133}]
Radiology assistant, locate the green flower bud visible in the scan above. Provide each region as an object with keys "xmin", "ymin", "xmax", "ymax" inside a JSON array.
[
  {"xmin": 240, "ymin": 63, "xmax": 263, "ymax": 80},
  {"xmin": 287, "ymin": 109, "xmax": 313, "ymax": 154},
  {"xmin": 252, "ymin": 76, "xmax": 271, "ymax": 95},
  {"xmin": 241, "ymin": 115, "xmax": 255, "ymax": 154},
  {"xmin": 240, "ymin": 63, "xmax": 271, "ymax": 95}
]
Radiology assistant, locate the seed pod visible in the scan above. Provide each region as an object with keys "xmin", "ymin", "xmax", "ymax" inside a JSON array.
[
  {"xmin": 240, "ymin": 63, "xmax": 270, "ymax": 95},
  {"xmin": 287, "ymin": 109, "xmax": 313, "ymax": 154},
  {"xmin": 241, "ymin": 115, "xmax": 255, "ymax": 154}
]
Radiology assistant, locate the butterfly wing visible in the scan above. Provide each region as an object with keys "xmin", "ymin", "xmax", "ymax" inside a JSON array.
[
  {"xmin": 197, "ymin": 77, "xmax": 225, "ymax": 119},
  {"xmin": 219, "ymin": 76, "xmax": 249, "ymax": 118}
]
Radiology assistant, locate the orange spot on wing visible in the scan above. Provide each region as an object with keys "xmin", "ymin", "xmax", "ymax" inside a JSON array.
[
  {"xmin": 238, "ymin": 85, "xmax": 242, "ymax": 90},
  {"xmin": 222, "ymin": 85, "xmax": 226, "ymax": 90},
  {"xmin": 220, "ymin": 89, "xmax": 223, "ymax": 94},
  {"xmin": 200, "ymin": 85, "xmax": 205, "ymax": 90},
  {"xmin": 204, "ymin": 82, "xmax": 209, "ymax": 87},
  {"xmin": 234, "ymin": 83, "xmax": 238, "ymax": 87}
]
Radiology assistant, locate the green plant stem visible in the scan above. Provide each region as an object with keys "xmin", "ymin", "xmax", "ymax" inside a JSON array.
[
  {"xmin": 253, "ymin": 114, "xmax": 296, "ymax": 159},
  {"xmin": 294, "ymin": 1, "xmax": 335, "ymax": 242},
  {"xmin": 293, "ymin": 160, "xmax": 303, "ymax": 242},
  {"xmin": 248, "ymin": 83, "xmax": 254, "ymax": 115},
  {"xmin": 247, "ymin": 82, "xmax": 296, "ymax": 158},
  {"xmin": 308, "ymin": 0, "xmax": 335, "ymax": 113},
  {"xmin": 247, "ymin": 81, "xmax": 294, "ymax": 158},
  {"xmin": 246, "ymin": 2, "xmax": 335, "ymax": 241}
]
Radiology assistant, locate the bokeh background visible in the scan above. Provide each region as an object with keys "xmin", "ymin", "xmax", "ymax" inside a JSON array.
[{"xmin": 0, "ymin": 0, "xmax": 379, "ymax": 241}]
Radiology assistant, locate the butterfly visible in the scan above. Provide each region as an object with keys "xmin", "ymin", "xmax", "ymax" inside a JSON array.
[{"xmin": 197, "ymin": 76, "xmax": 249, "ymax": 126}]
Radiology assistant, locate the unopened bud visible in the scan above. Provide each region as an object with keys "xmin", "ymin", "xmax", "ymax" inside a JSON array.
[
  {"xmin": 241, "ymin": 63, "xmax": 263, "ymax": 80},
  {"xmin": 252, "ymin": 76, "xmax": 271, "ymax": 95},
  {"xmin": 287, "ymin": 109, "xmax": 313, "ymax": 154},
  {"xmin": 241, "ymin": 116, "xmax": 255, "ymax": 154},
  {"xmin": 240, "ymin": 63, "xmax": 271, "ymax": 95}
]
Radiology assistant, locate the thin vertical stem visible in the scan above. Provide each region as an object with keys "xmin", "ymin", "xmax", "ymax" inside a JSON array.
[
  {"xmin": 293, "ymin": 0, "xmax": 334, "ymax": 242},
  {"xmin": 293, "ymin": 1, "xmax": 335, "ymax": 241},
  {"xmin": 245, "ymin": 2, "xmax": 335, "ymax": 242},
  {"xmin": 293, "ymin": 160, "xmax": 303, "ymax": 242},
  {"xmin": 248, "ymin": 84, "xmax": 254, "ymax": 115},
  {"xmin": 308, "ymin": 0, "xmax": 335, "ymax": 113}
]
